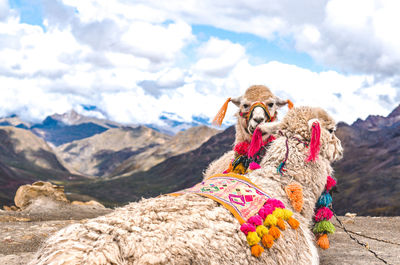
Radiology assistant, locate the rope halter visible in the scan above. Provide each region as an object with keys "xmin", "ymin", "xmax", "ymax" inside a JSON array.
[{"xmin": 239, "ymin": 102, "xmax": 275, "ymax": 124}]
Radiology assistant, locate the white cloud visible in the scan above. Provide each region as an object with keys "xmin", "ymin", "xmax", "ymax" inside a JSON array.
[
  {"xmin": 0, "ymin": 0, "xmax": 9, "ymax": 21},
  {"xmin": 0, "ymin": 0, "xmax": 398, "ymax": 129}
]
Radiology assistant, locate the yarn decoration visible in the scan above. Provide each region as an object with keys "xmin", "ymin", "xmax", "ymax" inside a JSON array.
[
  {"xmin": 240, "ymin": 198, "xmax": 300, "ymax": 257},
  {"xmin": 313, "ymin": 175, "xmax": 337, "ymax": 249},
  {"xmin": 225, "ymin": 133, "xmax": 275, "ymax": 175},
  {"xmin": 306, "ymin": 121, "xmax": 321, "ymax": 162},
  {"xmin": 285, "ymin": 182, "xmax": 304, "ymax": 212}
]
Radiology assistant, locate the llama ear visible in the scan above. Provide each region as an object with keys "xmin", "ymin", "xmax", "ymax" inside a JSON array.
[
  {"xmin": 231, "ymin": 96, "xmax": 242, "ymax": 107},
  {"xmin": 275, "ymin": 97, "xmax": 293, "ymax": 109}
]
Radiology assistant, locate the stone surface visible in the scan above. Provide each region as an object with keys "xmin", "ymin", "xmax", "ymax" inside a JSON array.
[
  {"xmin": 14, "ymin": 181, "xmax": 68, "ymax": 209},
  {"xmin": 0, "ymin": 214, "xmax": 398, "ymax": 265}
]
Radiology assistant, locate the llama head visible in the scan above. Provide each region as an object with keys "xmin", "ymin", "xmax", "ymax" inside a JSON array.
[
  {"xmin": 213, "ymin": 85, "xmax": 291, "ymax": 142},
  {"xmin": 279, "ymin": 106, "xmax": 343, "ymax": 162}
]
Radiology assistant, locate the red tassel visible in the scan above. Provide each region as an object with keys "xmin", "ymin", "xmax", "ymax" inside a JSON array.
[
  {"xmin": 248, "ymin": 127, "xmax": 263, "ymax": 158},
  {"xmin": 307, "ymin": 121, "xmax": 321, "ymax": 162}
]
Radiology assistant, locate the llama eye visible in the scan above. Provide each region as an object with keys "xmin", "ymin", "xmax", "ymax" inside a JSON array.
[
  {"xmin": 328, "ymin": 129, "xmax": 334, "ymax": 133},
  {"xmin": 243, "ymin": 104, "xmax": 249, "ymax": 109},
  {"xmin": 268, "ymin": 103, "xmax": 274, "ymax": 108}
]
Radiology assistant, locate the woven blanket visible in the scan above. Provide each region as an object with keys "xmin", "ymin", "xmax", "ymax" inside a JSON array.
[{"xmin": 170, "ymin": 173, "xmax": 270, "ymax": 224}]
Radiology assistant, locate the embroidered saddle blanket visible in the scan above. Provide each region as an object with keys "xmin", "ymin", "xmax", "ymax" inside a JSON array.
[{"xmin": 170, "ymin": 173, "xmax": 270, "ymax": 224}]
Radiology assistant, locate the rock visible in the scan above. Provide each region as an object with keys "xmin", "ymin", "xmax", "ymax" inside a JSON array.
[
  {"xmin": 14, "ymin": 181, "xmax": 69, "ymax": 209},
  {"xmin": 2, "ymin": 206, "xmax": 12, "ymax": 211},
  {"xmin": 71, "ymin": 200, "xmax": 105, "ymax": 208}
]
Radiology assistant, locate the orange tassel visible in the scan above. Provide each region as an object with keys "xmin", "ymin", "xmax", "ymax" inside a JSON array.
[
  {"xmin": 287, "ymin": 217, "xmax": 300, "ymax": 229},
  {"xmin": 251, "ymin": 244, "xmax": 264, "ymax": 257},
  {"xmin": 261, "ymin": 234, "xmax": 274, "ymax": 248},
  {"xmin": 212, "ymin": 98, "xmax": 231, "ymax": 126},
  {"xmin": 276, "ymin": 218, "xmax": 286, "ymax": 230},
  {"xmin": 269, "ymin": 225, "xmax": 281, "ymax": 239},
  {"xmin": 285, "ymin": 183, "xmax": 304, "ymax": 212},
  {"xmin": 287, "ymin": 99, "xmax": 294, "ymax": 109},
  {"xmin": 317, "ymin": 234, "xmax": 330, "ymax": 249}
]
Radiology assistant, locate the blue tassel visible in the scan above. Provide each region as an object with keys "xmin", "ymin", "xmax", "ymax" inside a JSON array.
[
  {"xmin": 317, "ymin": 191, "xmax": 332, "ymax": 207},
  {"xmin": 277, "ymin": 161, "xmax": 286, "ymax": 176}
]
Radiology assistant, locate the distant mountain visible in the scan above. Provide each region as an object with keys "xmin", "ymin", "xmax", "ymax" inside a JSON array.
[
  {"xmin": 109, "ymin": 125, "xmax": 220, "ymax": 177},
  {"xmin": 147, "ymin": 112, "xmax": 211, "ymax": 135},
  {"xmin": 66, "ymin": 126, "xmax": 234, "ymax": 204},
  {"xmin": 333, "ymin": 104, "xmax": 400, "ymax": 216},
  {"xmin": 68, "ymin": 105, "xmax": 400, "ymax": 216},
  {"xmin": 56, "ymin": 126, "xmax": 172, "ymax": 177},
  {"xmin": 0, "ymin": 127, "xmax": 86, "ymax": 206}
]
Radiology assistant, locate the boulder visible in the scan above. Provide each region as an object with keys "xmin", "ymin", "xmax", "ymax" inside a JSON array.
[{"xmin": 14, "ymin": 181, "xmax": 69, "ymax": 209}]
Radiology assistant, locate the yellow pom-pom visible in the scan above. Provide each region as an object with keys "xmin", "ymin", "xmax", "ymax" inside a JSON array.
[
  {"xmin": 251, "ymin": 244, "xmax": 264, "ymax": 257},
  {"xmin": 256, "ymin": 225, "xmax": 269, "ymax": 238},
  {"xmin": 287, "ymin": 217, "xmax": 300, "ymax": 229},
  {"xmin": 272, "ymin": 208, "xmax": 284, "ymax": 219},
  {"xmin": 317, "ymin": 234, "xmax": 330, "ymax": 250},
  {"xmin": 247, "ymin": 231, "xmax": 261, "ymax": 246},
  {"xmin": 277, "ymin": 218, "xmax": 286, "ymax": 230},
  {"xmin": 269, "ymin": 225, "xmax": 281, "ymax": 239},
  {"xmin": 264, "ymin": 214, "xmax": 278, "ymax": 227},
  {"xmin": 282, "ymin": 209, "xmax": 293, "ymax": 220},
  {"xmin": 262, "ymin": 234, "xmax": 274, "ymax": 248}
]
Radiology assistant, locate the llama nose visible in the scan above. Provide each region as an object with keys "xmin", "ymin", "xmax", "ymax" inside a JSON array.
[{"xmin": 253, "ymin": 117, "xmax": 264, "ymax": 124}]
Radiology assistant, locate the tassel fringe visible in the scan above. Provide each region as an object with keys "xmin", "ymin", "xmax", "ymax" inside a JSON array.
[
  {"xmin": 307, "ymin": 121, "xmax": 321, "ymax": 162},
  {"xmin": 287, "ymin": 99, "xmax": 294, "ymax": 109},
  {"xmin": 285, "ymin": 183, "xmax": 304, "ymax": 212},
  {"xmin": 212, "ymin": 98, "xmax": 231, "ymax": 126}
]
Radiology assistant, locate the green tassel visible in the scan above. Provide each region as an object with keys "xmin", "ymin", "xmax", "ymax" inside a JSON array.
[{"xmin": 313, "ymin": 220, "xmax": 335, "ymax": 234}]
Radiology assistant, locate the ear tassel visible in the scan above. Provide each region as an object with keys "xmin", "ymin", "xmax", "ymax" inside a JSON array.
[
  {"xmin": 307, "ymin": 121, "xmax": 321, "ymax": 162},
  {"xmin": 287, "ymin": 99, "xmax": 294, "ymax": 109},
  {"xmin": 212, "ymin": 98, "xmax": 231, "ymax": 126}
]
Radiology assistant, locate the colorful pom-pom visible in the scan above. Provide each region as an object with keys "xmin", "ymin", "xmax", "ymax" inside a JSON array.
[
  {"xmin": 234, "ymin": 142, "xmax": 250, "ymax": 155},
  {"xmin": 249, "ymin": 162, "xmax": 261, "ymax": 170},
  {"xmin": 269, "ymin": 226, "xmax": 281, "ymax": 239},
  {"xmin": 247, "ymin": 231, "xmax": 261, "ymax": 246},
  {"xmin": 256, "ymin": 225, "xmax": 269, "ymax": 238},
  {"xmin": 287, "ymin": 217, "xmax": 300, "ymax": 229},
  {"xmin": 264, "ymin": 214, "xmax": 278, "ymax": 227},
  {"xmin": 282, "ymin": 209, "xmax": 293, "ymax": 220},
  {"xmin": 251, "ymin": 244, "xmax": 264, "ymax": 257},
  {"xmin": 266, "ymin": 199, "xmax": 285, "ymax": 209},
  {"xmin": 262, "ymin": 204, "xmax": 276, "ymax": 216},
  {"xmin": 262, "ymin": 234, "xmax": 274, "ymax": 248},
  {"xmin": 272, "ymin": 208, "xmax": 284, "ymax": 219},
  {"xmin": 240, "ymin": 223, "xmax": 256, "ymax": 235},
  {"xmin": 248, "ymin": 215, "xmax": 263, "ymax": 226},
  {"xmin": 317, "ymin": 191, "xmax": 332, "ymax": 207},
  {"xmin": 276, "ymin": 218, "xmax": 286, "ymax": 230},
  {"xmin": 314, "ymin": 207, "xmax": 333, "ymax": 222},
  {"xmin": 285, "ymin": 183, "xmax": 304, "ymax": 212},
  {"xmin": 313, "ymin": 220, "xmax": 335, "ymax": 234},
  {"xmin": 326, "ymin": 176, "xmax": 337, "ymax": 192},
  {"xmin": 317, "ymin": 234, "xmax": 330, "ymax": 250},
  {"xmin": 258, "ymin": 207, "xmax": 268, "ymax": 219}
]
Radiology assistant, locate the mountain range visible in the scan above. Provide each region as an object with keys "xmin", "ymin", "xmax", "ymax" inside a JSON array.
[{"xmin": 0, "ymin": 105, "xmax": 399, "ymax": 216}]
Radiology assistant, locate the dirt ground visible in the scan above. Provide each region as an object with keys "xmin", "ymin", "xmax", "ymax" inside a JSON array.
[{"xmin": 0, "ymin": 209, "xmax": 399, "ymax": 265}]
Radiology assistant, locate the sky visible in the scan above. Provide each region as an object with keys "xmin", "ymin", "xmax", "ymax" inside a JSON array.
[{"xmin": 0, "ymin": 0, "xmax": 399, "ymax": 126}]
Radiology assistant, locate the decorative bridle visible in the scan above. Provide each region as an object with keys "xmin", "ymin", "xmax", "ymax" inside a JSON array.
[{"xmin": 239, "ymin": 102, "xmax": 276, "ymax": 124}]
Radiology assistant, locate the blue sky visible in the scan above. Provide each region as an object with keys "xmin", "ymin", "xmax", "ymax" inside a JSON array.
[{"xmin": 0, "ymin": 0, "xmax": 399, "ymax": 126}]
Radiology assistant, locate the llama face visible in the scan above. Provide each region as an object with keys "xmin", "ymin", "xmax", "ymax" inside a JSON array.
[{"xmin": 233, "ymin": 85, "xmax": 288, "ymax": 135}]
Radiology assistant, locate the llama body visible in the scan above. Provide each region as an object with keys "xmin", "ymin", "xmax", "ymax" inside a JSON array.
[{"xmin": 31, "ymin": 106, "xmax": 342, "ymax": 265}]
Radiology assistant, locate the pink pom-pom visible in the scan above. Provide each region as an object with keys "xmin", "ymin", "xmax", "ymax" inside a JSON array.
[
  {"xmin": 314, "ymin": 207, "xmax": 333, "ymax": 222},
  {"xmin": 248, "ymin": 215, "xmax": 263, "ymax": 226},
  {"xmin": 307, "ymin": 121, "xmax": 321, "ymax": 162},
  {"xmin": 258, "ymin": 207, "xmax": 267, "ymax": 219},
  {"xmin": 326, "ymin": 176, "xmax": 337, "ymax": 192},
  {"xmin": 266, "ymin": 199, "xmax": 285, "ymax": 209},
  {"xmin": 240, "ymin": 223, "xmax": 256, "ymax": 235},
  {"xmin": 234, "ymin": 142, "xmax": 250, "ymax": 155},
  {"xmin": 248, "ymin": 127, "xmax": 263, "ymax": 158},
  {"xmin": 249, "ymin": 162, "xmax": 261, "ymax": 170},
  {"xmin": 262, "ymin": 204, "xmax": 276, "ymax": 216}
]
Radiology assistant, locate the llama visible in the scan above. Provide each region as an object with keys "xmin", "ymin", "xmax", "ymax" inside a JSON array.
[
  {"xmin": 30, "ymin": 106, "xmax": 342, "ymax": 265},
  {"xmin": 204, "ymin": 85, "xmax": 292, "ymax": 178}
]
